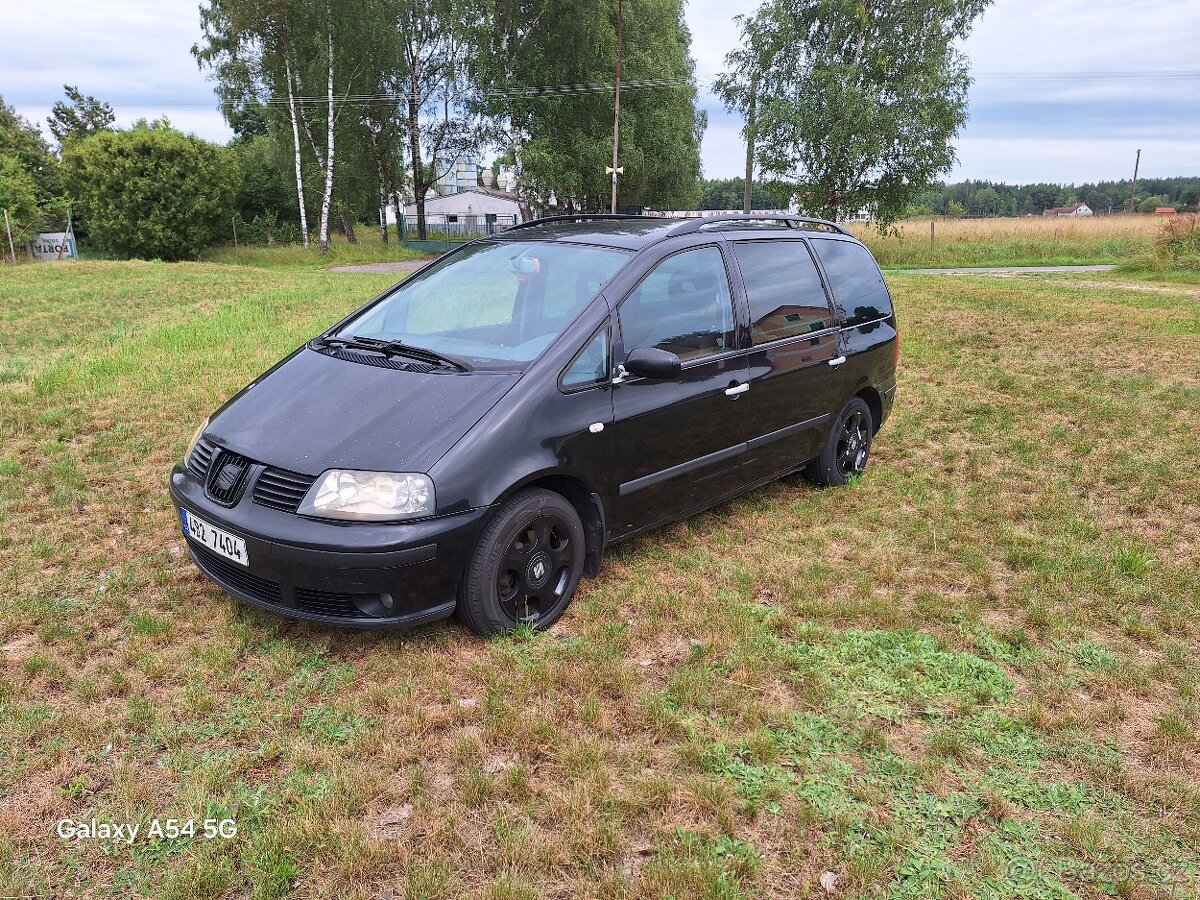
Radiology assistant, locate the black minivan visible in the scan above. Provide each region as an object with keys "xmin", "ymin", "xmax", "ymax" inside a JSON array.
[{"xmin": 169, "ymin": 214, "xmax": 898, "ymax": 634}]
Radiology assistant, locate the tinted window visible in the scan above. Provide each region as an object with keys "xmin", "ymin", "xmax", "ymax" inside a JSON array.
[
  {"xmin": 619, "ymin": 247, "xmax": 735, "ymax": 361},
  {"xmin": 810, "ymin": 239, "xmax": 893, "ymax": 327},
  {"xmin": 733, "ymin": 240, "xmax": 833, "ymax": 344},
  {"xmin": 561, "ymin": 327, "xmax": 608, "ymax": 390}
]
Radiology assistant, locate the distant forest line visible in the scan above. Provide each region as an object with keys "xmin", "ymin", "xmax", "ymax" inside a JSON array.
[{"xmin": 698, "ymin": 176, "xmax": 1200, "ymax": 217}]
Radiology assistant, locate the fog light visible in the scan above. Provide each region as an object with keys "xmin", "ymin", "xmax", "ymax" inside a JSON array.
[{"xmin": 380, "ymin": 593, "xmax": 394, "ymax": 611}]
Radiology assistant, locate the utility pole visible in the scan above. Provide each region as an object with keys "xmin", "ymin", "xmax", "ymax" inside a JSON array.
[
  {"xmin": 609, "ymin": 0, "xmax": 622, "ymax": 213},
  {"xmin": 743, "ymin": 72, "xmax": 757, "ymax": 215},
  {"xmin": 1127, "ymin": 148, "xmax": 1141, "ymax": 214}
]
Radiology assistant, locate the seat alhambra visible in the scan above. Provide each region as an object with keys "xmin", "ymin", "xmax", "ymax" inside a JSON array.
[{"xmin": 169, "ymin": 214, "xmax": 898, "ymax": 634}]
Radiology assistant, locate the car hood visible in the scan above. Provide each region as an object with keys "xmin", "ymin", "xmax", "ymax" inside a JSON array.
[{"xmin": 206, "ymin": 347, "xmax": 519, "ymax": 475}]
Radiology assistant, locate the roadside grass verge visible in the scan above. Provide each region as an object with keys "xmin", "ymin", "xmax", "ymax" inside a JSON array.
[
  {"xmin": 203, "ymin": 230, "xmax": 427, "ymax": 270},
  {"xmin": 1, "ymin": 262, "xmax": 1198, "ymax": 898}
]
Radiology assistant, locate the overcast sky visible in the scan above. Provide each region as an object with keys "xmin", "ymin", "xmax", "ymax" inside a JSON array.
[{"xmin": 2, "ymin": 0, "xmax": 1197, "ymax": 185}]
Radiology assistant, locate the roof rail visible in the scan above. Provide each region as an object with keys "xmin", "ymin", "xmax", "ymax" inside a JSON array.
[
  {"xmin": 505, "ymin": 213, "xmax": 653, "ymax": 231},
  {"xmin": 669, "ymin": 214, "xmax": 852, "ymax": 237}
]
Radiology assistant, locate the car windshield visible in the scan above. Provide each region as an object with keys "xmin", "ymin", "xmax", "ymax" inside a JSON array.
[{"xmin": 336, "ymin": 240, "xmax": 630, "ymax": 371}]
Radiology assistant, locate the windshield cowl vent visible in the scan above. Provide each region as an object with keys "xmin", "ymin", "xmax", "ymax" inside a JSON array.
[{"xmin": 310, "ymin": 342, "xmax": 439, "ymax": 374}]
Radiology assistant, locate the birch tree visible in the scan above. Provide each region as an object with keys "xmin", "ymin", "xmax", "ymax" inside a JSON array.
[{"xmin": 715, "ymin": 0, "xmax": 993, "ymax": 225}]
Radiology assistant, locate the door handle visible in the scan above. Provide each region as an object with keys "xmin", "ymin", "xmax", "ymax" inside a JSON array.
[
  {"xmin": 725, "ymin": 383, "xmax": 749, "ymax": 398},
  {"xmin": 828, "ymin": 355, "xmax": 847, "ymax": 367}
]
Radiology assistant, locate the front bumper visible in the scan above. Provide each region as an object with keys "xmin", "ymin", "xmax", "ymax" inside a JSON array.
[{"xmin": 169, "ymin": 465, "xmax": 491, "ymax": 628}]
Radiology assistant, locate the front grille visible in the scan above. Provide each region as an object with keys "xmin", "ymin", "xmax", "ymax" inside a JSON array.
[
  {"xmin": 253, "ymin": 467, "xmax": 317, "ymax": 513},
  {"xmin": 312, "ymin": 344, "xmax": 438, "ymax": 374},
  {"xmin": 205, "ymin": 450, "xmax": 252, "ymax": 506},
  {"xmin": 186, "ymin": 438, "xmax": 217, "ymax": 481},
  {"xmin": 191, "ymin": 544, "xmax": 282, "ymax": 606},
  {"xmin": 294, "ymin": 587, "xmax": 376, "ymax": 619}
]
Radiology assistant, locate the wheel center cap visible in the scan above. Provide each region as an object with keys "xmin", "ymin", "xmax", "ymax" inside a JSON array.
[{"xmin": 526, "ymin": 551, "xmax": 552, "ymax": 589}]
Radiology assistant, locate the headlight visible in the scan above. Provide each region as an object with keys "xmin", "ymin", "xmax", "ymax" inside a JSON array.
[
  {"xmin": 185, "ymin": 418, "xmax": 209, "ymax": 460},
  {"xmin": 297, "ymin": 470, "xmax": 435, "ymax": 521}
]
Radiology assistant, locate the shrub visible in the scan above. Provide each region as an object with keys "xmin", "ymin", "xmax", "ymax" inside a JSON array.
[
  {"xmin": 0, "ymin": 153, "xmax": 40, "ymax": 247},
  {"xmin": 1153, "ymin": 212, "xmax": 1200, "ymax": 268},
  {"xmin": 62, "ymin": 123, "xmax": 238, "ymax": 260}
]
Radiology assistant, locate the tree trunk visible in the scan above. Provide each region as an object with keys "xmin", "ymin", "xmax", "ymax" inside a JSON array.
[
  {"xmin": 317, "ymin": 17, "xmax": 335, "ymax": 254},
  {"xmin": 339, "ymin": 208, "xmax": 357, "ymax": 243},
  {"xmin": 407, "ymin": 92, "xmax": 427, "ymax": 240},
  {"xmin": 370, "ymin": 131, "xmax": 389, "ymax": 244},
  {"xmin": 285, "ymin": 59, "xmax": 309, "ymax": 249},
  {"xmin": 743, "ymin": 73, "xmax": 757, "ymax": 214}
]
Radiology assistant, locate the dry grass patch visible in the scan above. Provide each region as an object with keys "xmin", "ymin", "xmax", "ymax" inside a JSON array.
[{"xmin": 1, "ymin": 262, "xmax": 1199, "ymax": 897}]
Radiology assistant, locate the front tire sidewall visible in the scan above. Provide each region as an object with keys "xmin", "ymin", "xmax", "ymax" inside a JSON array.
[
  {"xmin": 456, "ymin": 489, "xmax": 586, "ymax": 635},
  {"xmin": 807, "ymin": 397, "xmax": 874, "ymax": 488}
]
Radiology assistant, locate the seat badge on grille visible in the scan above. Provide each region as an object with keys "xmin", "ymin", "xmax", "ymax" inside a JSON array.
[
  {"xmin": 214, "ymin": 459, "xmax": 243, "ymax": 492},
  {"xmin": 205, "ymin": 451, "xmax": 251, "ymax": 505}
]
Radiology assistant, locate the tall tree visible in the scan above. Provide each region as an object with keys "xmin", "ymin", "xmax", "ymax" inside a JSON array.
[
  {"xmin": 715, "ymin": 0, "xmax": 992, "ymax": 225},
  {"xmin": 196, "ymin": 0, "xmax": 357, "ymax": 251},
  {"xmin": 388, "ymin": 0, "xmax": 477, "ymax": 239},
  {"xmin": 470, "ymin": 0, "xmax": 704, "ymax": 213},
  {"xmin": 47, "ymin": 85, "xmax": 115, "ymax": 147}
]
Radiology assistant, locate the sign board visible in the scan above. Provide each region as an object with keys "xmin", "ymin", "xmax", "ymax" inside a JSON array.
[{"xmin": 26, "ymin": 232, "xmax": 78, "ymax": 261}]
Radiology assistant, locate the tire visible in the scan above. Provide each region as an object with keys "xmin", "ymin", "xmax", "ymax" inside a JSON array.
[
  {"xmin": 805, "ymin": 397, "xmax": 874, "ymax": 488},
  {"xmin": 455, "ymin": 488, "xmax": 586, "ymax": 635}
]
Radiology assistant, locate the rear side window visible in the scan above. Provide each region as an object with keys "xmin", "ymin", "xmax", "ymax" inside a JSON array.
[
  {"xmin": 733, "ymin": 240, "xmax": 833, "ymax": 344},
  {"xmin": 810, "ymin": 239, "xmax": 893, "ymax": 327}
]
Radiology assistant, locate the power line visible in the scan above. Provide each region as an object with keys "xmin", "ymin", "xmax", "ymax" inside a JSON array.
[{"xmin": 12, "ymin": 69, "xmax": 1197, "ymax": 110}]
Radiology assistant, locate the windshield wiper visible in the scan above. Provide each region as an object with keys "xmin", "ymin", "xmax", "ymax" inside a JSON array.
[{"xmin": 318, "ymin": 334, "xmax": 470, "ymax": 372}]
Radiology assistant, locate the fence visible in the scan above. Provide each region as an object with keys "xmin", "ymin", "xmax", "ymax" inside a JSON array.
[{"xmin": 396, "ymin": 213, "xmax": 517, "ymax": 253}]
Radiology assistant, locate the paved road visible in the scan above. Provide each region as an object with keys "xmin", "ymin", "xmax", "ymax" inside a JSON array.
[
  {"xmin": 329, "ymin": 260, "xmax": 433, "ymax": 274},
  {"xmin": 890, "ymin": 264, "xmax": 1117, "ymax": 275}
]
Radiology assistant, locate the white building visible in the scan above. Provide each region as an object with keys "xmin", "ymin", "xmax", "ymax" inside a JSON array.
[{"xmin": 388, "ymin": 187, "xmax": 524, "ymax": 226}]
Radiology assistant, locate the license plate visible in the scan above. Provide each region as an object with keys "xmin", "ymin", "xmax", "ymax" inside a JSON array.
[{"xmin": 180, "ymin": 509, "xmax": 249, "ymax": 567}]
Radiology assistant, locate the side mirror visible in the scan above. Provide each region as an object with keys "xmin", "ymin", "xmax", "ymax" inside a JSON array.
[{"xmin": 623, "ymin": 347, "xmax": 682, "ymax": 380}]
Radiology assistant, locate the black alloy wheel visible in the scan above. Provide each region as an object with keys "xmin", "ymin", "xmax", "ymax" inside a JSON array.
[
  {"xmin": 835, "ymin": 407, "xmax": 871, "ymax": 479},
  {"xmin": 456, "ymin": 488, "xmax": 586, "ymax": 635},
  {"xmin": 805, "ymin": 397, "xmax": 875, "ymax": 488}
]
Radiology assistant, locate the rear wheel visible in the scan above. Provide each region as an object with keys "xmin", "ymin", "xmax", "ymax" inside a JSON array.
[
  {"xmin": 805, "ymin": 397, "xmax": 874, "ymax": 487},
  {"xmin": 456, "ymin": 488, "xmax": 586, "ymax": 635}
]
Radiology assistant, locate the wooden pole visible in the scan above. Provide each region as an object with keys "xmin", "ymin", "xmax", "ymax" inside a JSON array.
[
  {"xmin": 930, "ymin": 219, "xmax": 935, "ymax": 252},
  {"xmin": 610, "ymin": 0, "xmax": 622, "ymax": 213},
  {"xmin": 3, "ymin": 209, "xmax": 15, "ymax": 263},
  {"xmin": 1127, "ymin": 149, "xmax": 1141, "ymax": 214},
  {"xmin": 232, "ymin": 216, "xmax": 239, "ymax": 248}
]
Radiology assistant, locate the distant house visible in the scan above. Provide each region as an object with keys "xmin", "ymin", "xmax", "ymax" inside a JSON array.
[
  {"xmin": 1043, "ymin": 202, "xmax": 1093, "ymax": 218},
  {"xmin": 384, "ymin": 187, "xmax": 524, "ymax": 229},
  {"xmin": 1154, "ymin": 207, "xmax": 1178, "ymax": 216}
]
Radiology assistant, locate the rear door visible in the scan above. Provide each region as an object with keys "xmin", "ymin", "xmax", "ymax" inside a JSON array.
[
  {"xmin": 605, "ymin": 243, "xmax": 752, "ymax": 536},
  {"xmin": 727, "ymin": 238, "xmax": 844, "ymax": 478}
]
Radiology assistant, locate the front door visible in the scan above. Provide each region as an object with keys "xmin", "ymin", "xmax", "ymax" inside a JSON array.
[{"xmin": 605, "ymin": 244, "xmax": 752, "ymax": 536}]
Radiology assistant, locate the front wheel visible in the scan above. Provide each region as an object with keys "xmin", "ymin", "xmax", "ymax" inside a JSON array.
[
  {"xmin": 805, "ymin": 397, "xmax": 874, "ymax": 487},
  {"xmin": 456, "ymin": 488, "xmax": 586, "ymax": 635}
]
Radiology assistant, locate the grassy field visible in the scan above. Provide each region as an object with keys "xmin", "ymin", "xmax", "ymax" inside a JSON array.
[
  {"xmin": 850, "ymin": 216, "xmax": 1163, "ymax": 269},
  {"xmin": 55, "ymin": 213, "xmax": 1171, "ymax": 273},
  {"xmin": 2, "ymin": 260, "xmax": 1199, "ymax": 899}
]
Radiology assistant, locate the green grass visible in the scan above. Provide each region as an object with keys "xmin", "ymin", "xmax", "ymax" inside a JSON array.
[
  {"xmin": 1, "ymin": 262, "xmax": 1198, "ymax": 898},
  {"xmin": 203, "ymin": 231, "xmax": 427, "ymax": 270}
]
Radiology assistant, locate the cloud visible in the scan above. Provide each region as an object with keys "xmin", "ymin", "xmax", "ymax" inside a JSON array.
[
  {"xmin": 686, "ymin": 0, "xmax": 1200, "ymax": 182},
  {"xmin": 1, "ymin": 0, "xmax": 1196, "ymax": 184}
]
